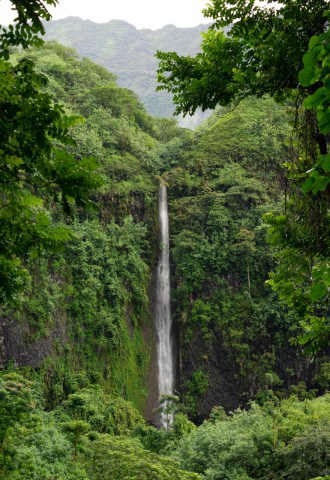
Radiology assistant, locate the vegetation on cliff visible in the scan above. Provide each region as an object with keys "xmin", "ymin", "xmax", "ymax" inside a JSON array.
[
  {"xmin": 0, "ymin": 1, "xmax": 329, "ymax": 479},
  {"xmin": 158, "ymin": 0, "xmax": 330, "ymax": 355}
]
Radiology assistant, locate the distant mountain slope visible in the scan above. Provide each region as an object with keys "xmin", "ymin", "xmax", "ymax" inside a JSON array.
[{"xmin": 44, "ymin": 17, "xmax": 211, "ymax": 126}]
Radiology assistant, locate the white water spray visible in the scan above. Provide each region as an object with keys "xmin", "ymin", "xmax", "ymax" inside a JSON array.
[{"xmin": 156, "ymin": 184, "xmax": 174, "ymax": 428}]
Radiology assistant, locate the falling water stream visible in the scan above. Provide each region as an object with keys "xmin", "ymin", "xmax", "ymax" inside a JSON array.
[{"xmin": 156, "ymin": 184, "xmax": 174, "ymax": 428}]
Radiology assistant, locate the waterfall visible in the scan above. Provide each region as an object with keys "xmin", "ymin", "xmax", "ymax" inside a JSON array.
[{"xmin": 156, "ymin": 184, "xmax": 174, "ymax": 428}]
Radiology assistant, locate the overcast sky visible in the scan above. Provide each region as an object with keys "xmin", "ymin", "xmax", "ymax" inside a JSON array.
[{"xmin": 1, "ymin": 0, "xmax": 211, "ymax": 30}]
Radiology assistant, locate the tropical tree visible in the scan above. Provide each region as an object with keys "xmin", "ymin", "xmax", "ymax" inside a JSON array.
[
  {"xmin": 157, "ymin": 0, "xmax": 328, "ymax": 115},
  {"xmin": 0, "ymin": 0, "xmax": 102, "ymax": 300},
  {"xmin": 0, "ymin": 0, "xmax": 57, "ymax": 54}
]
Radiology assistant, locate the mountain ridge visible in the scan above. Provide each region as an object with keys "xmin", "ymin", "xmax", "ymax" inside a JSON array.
[
  {"xmin": 50, "ymin": 16, "xmax": 209, "ymax": 32},
  {"xmin": 44, "ymin": 16, "xmax": 211, "ymax": 126}
]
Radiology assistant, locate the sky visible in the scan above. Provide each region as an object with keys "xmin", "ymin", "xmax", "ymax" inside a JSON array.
[{"xmin": 1, "ymin": 0, "xmax": 211, "ymax": 30}]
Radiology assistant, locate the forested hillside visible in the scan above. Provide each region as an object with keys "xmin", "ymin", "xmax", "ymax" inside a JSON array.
[
  {"xmin": 43, "ymin": 17, "xmax": 211, "ymax": 126},
  {"xmin": 0, "ymin": 40, "xmax": 161, "ymax": 411},
  {"xmin": 0, "ymin": 0, "xmax": 329, "ymax": 478}
]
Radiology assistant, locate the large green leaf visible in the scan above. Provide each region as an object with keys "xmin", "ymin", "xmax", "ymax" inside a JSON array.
[
  {"xmin": 304, "ymin": 87, "xmax": 325, "ymax": 109},
  {"xmin": 321, "ymin": 153, "xmax": 330, "ymax": 172},
  {"xmin": 317, "ymin": 110, "xmax": 330, "ymax": 133},
  {"xmin": 309, "ymin": 283, "xmax": 328, "ymax": 301}
]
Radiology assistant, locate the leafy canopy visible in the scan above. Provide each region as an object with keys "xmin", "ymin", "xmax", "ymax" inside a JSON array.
[
  {"xmin": 0, "ymin": 1, "xmax": 102, "ymax": 300},
  {"xmin": 299, "ymin": 15, "xmax": 330, "ymax": 194},
  {"xmin": 157, "ymin": 0, "xmax": 329, "ymax": 115},
  {"xmin": 0, "ymin": 0, "xmax": 58, "ymax": 56}
]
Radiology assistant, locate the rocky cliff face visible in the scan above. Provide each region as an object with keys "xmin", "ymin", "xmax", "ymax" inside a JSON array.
[
  {"xmin": 180, "ymin": 327, "xmax": 318, "ymax": 420},
  {"xmin": 0, "ymin": 312, "xmax": 67, "ymax": 369},
  {"xmin": 181, "ymin": 329, "xmax": 241, "ymax": 420}
]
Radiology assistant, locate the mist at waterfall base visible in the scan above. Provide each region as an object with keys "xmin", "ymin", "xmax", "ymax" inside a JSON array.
[{"xmin": 155, "ymin": 185, "xmax": 174, "ymax": 429}]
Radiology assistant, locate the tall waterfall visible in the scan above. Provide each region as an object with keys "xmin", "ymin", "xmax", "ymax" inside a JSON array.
[{"xmin": 156, "ymin": 184, "xmax": 174, "ymax": 428}]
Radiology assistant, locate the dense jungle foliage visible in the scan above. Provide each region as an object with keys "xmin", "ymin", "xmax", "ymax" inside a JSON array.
[
  {"xmin": 157, "ymin": 0, "xmax": 330, "ymax": 353},
  {"xmin": 0, "ymin": 372, "xmax": 329, "ymax": 479},
  {"xmin": 0, "ymin": 39, "xmax": 165, "ymax": 409},
  {"xmin": 164, "ymin": 95, "xmax": 329, "ymax": 419},
  {"xmin": 0, "ymin": 0, "xmax": 329, "ymax": 478}
]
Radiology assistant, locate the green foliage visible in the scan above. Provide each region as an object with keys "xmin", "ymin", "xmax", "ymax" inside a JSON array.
[
  {"xmin": 0, "ymin": 373, "xmax": 40, "ymax": 445},
  {"xmin": 0, "ymin": 13, "xmax": 328, "ymax": 480},
  {"xmin": 182, "ymin": 370, "xmax": 209, "ymax": 416},
  {"xmin": 0, "ymin": 374, "xmax": 195, "ymax": 479},
  {"xmin": 299, "ymin": 14, "xmax": 330, "ymax": 193},
  {"xmin": 2, "ymin": 213, "xmax": 152, "ymax": 407},
  {"xmin": 2, "ymin": 421, "xmax": 87, "ymax": 480},
  {"xmin": 172, "ymin": 395, "xmax": 330, "ymax": 480},
  {"xmin": 13, "ymin": 41, "xmax": 162, "ymax": 175},
  {"xmin": 299, "ymin": 14, "xmax": 330, "ymax": 133},
  {"xmin": 157, "ymin": 1, "xmax": 330, "ymax": 354},
  {"xmin": 135, "ymin": 412, "xmax": 196, "ymax": 455},
  {"xmin": 0, "ymin": 0, "xmax": 56, "ymax": 55},
  {"xmin": 1, "ymin": 373, "xmax": 329, "ymax": 480},
  {"xmin": 192, "ymin": 96, "xmax": 289, "ymax": 183},
  {"xmin": 157, "ymin": 0, "xmax": 328, "ymax": 114},
  {"xmin": 157, "ymin": 0, "xmax": 329, "ymax": 354},
  {"xmin": 164, "ymin": 97, "xmax": 297, "ymax": 413},
  {"xmin": 313, "ymin": 360, "xmax": 330, "ymax": 390},
  {"xmin": 0, "ymin": 372, "xmax": 85, "ymax": 478},
  {"xmin": 134, "ymin": 425, "xmax": 174, "ymax": 454},
  {"xmin": 265, "ymin": 199, "xmax": 329, "ymax": 352},
  {"xmin": 0, "ymin": 375, "xmax": 184, "ymax": 480},
  {"xmin": 0, "ymin": 41, "xmax": 168, "ymax": 412},
  {"xmin": 103, "ymin": 398, "xmax": 145, "ymax": 435},
  {"xmin": 280, "ymin": 423, "xmax": 330, "ymax": 479},
  {"xmin": 83, "ymin": 434, "xmax": 202, "ymax": 480},
  {"xmin": 172, "ymin": 413, "xmax": 196, "ymax": 439},
  {"xmin": 30, "ymin": 217, "xmax": 152, "ymax": 408},
  {"xmin": 0, "ymin": 28, "xmax": 102, "ymax": 301},
  {"xmin": 184, "ymin": 369, "xmax": 209, "ymax": 398}
]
